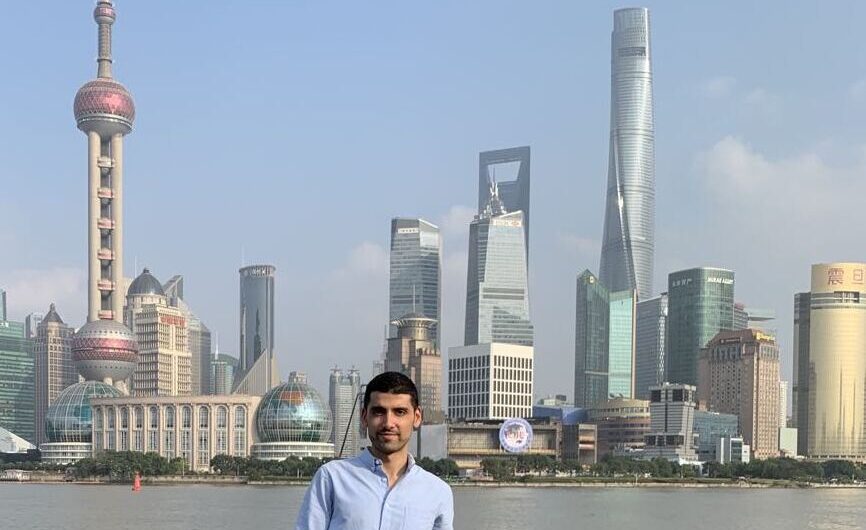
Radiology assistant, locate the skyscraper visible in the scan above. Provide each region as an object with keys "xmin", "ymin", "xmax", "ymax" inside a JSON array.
[
  {"xmin": 386, "ymin": 314, "xmax": 443, "ymax": 422},
  {"xmin": 0, "ymin": 290, "xmax": 6, "ymax": 321},
  {"xmin": 125, "ymin": 269, "xmax": 192, "ymax": 397},
  {"xmin": 666, "ymin": 267, "xmax": 734, "ymax": 386},
  {"xmin": 608, "ymin": 289, "xmax": 636, "ymax": 399},
  {"xmin": 599, "ymin": 8, "xmax": 655, "ymax": 301},
  {"xmin": 478, "ymin": 146, "xmax": 530, "ymax": 263},
  {"xmin": 698, "ymin": 329, "xmax": 781, "ymax": 459},
  {"xmin": 0, "ymin": 319, "xmax": 35, "ymax": 442},
  {"xmin": 25, "ymin": 312, "xmax": 44, "ymax": 340},
  {"xmin": 71, "ymin": 0, "xmax": 139, "ymax": 394},
  {"xmin": 34, "ymin": 304, "xmax": 77, "ymax": 445},
  {"xmin": 635, "ymin": 293, "xmax": 667, "ymax": 400},
  {"xmin": 574, "ymin": 270, "xmax": 609, "ymax": 408},
  {"xmin": 235, "ymin": 265, "xmax": 279, "ymax": 395},
  {"xmin": 164, "ymin": 275, "xmax": 213, "ymax": 395},
  {"xmin": 329, "ymin": 368, "xmax": 361, "ymax": 458},
  {"xmin": 388, "ymin": 218, "xmax": 441, "ymax": 345},
  {"xmin": 464, "ymin": 184, "xmax": 533, "ymax": 347},
  {"xmin": 792, "ymin": 291, "xmax": 810, "ymax": 446},
  {"xmin": 210, "ymin": 353, "xmax": 238, "ymax": 395},
  {"xmin": 796, "ymin": 263, "xmax": 866, "ymax": 459}
]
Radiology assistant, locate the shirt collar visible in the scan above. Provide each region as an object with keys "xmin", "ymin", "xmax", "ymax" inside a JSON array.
[{"xmin": 359, "ymin": 447, "xmax": 415, "ymax": 473}]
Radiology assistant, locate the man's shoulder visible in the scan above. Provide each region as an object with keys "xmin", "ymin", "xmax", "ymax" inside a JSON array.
[
  {"xmin": 412, "ymin": 465, "xmax": 453, "ymax": 496},
  {"xmin": 317, "ymin": 453, "xmax": 368, "ymax": 478}
]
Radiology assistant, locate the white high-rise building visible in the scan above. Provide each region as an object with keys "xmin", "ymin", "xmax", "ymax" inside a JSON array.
[
  {"xmin": 447, "ymin": 343, "xmax": 533, "ymax": 421},
  {"xmin": 779, "ymin": 380, "xmax": 788, "ymax": 429}
]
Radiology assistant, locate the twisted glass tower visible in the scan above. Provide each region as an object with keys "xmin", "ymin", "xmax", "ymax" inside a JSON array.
[{"xmin": 599, "ymin": 7, "xmax": 655, "ymax": 301}]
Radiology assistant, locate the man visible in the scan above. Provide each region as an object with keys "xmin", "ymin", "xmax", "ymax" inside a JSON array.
[{"xmin": 295, "ymin": 371, "xmax": 454, "ymax": 530}]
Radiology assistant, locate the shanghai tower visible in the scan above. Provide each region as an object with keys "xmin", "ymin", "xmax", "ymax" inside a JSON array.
[{"xmin": 599, "ymin": 7, "xmax": 655, "ymax": 301}]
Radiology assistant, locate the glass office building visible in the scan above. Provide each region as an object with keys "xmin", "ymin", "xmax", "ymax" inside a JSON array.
[
  {"xmin": 0, "ymin": 320, "xmax": 35, "ymax": 442},
  {"xmin": 238, "ymin": 265, "xmax": 275, "ymax": 375},
  {"xmin": 389, "ymin": 218, "xmax": 441, "ymax": 345},
  {"xmin": 574, "ymin": 271, "xmax": 609, "ymax": 408},
  {"xmin": 464, "ymin": 193, "xmax": 533, "ymax": 347},
  {"xmin": 635, "ymin": 293, "xmax": 667, "ymax": 400},
  {"xmin": 478, "ymin": 146, "xmax": 531, "ymax": 265},
  {"xmin": 608, "ymin": 290, "xmax": 636, "ymax": 398},
  {"xmin": 599, "ymin": 8, "xmax": 656, "ymax": 301},
  {"xmin": 693, "ymin": 410, "xmax": 739, "ymax": 462},
  {"xmin": 666, "ymin": 267, "xmax": 734, "ymax": 386}
]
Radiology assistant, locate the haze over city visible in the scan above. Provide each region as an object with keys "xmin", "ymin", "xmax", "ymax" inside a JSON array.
[{"xmin": 4, "ymin": 0, "xmax": 866, "ymax": 399}]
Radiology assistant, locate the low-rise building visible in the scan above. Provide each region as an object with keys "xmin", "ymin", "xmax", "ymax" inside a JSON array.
[
  {"xmin": 693, "ymin": 410, "xmax": 739, "ymax": 463},
  {"xmin": 643, "ymin": 383, "xmax": 698, "ymax": 463},
  {"xmin": 588, "ymin": 397, "xmax": 650, "ymax": 459}
]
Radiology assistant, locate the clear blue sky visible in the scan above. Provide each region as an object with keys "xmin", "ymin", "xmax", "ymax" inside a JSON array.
[{"xmin": 3, "ymin": 1, "xmax": 866, "ymax": 401}]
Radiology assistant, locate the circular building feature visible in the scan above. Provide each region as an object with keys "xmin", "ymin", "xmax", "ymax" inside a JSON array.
[
  {"xmin": 251, "ymin": 380, "xmax": 334, "ymax": 460},
  {"xmin": 72, "ymin": 319, "xmax": 138, "ymax": 385},
  {"xmin": 41, "ymin": 381, "xmax": 122, "ymax": 464}
]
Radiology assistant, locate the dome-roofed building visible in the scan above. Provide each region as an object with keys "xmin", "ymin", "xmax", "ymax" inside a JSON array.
[
  {"xmin": 40, "ymin": 381, "xmax": 122, "ymax": 464},
  {"xmin": 127, "ymin": 267, "xmax": 165, "ymax": 298},
  {"xmin": 251, "ymin": 372, "xmax": 334, "ymax": 460}
]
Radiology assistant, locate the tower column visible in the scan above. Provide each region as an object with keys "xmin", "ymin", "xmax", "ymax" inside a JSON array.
[
  {"xmin": 111, "ymin": 133, "xmax": 124, "ymax": 322},
  {"xmin": 88, "ymin": 131, "xmax": 102, "ymax": 322}
]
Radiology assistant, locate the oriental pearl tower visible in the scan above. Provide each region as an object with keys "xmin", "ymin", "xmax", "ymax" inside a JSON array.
[{"xmin": 71, "ymin": 0, "xmax": 138, "ymax": 394}]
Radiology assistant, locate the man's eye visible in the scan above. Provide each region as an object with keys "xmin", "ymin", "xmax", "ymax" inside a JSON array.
[{"xmin": 395, "ymin": 410, "xmax": 406, "ymax": 416}]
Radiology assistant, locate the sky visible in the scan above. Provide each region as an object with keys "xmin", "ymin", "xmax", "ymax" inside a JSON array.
[{"xmin": 3, "ymin": 1, "xmax": 866, "ymax": 403}]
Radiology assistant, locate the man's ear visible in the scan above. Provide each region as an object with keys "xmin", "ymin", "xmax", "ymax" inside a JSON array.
[
  {"xmin": 413, "ymin": 407, "xmax": 423, "ymax": 430},
  {"xmin": 360, "ymin": 406, "xmax": 368, "ymax": 430}
]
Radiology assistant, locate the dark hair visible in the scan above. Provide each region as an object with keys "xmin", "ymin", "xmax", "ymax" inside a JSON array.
[{"xmin": 363, "ymin": 372, "xmax": 419, "ymax": 409}]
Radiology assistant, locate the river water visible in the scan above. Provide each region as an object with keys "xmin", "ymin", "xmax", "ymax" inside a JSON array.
[{"xmin": 3, "ymin": 483, "xmax": 866, "ymax": 529}]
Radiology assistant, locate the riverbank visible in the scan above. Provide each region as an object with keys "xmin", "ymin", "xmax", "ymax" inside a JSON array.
[{"xmin": 10, "ymin": 473, "xmax": 866, "ymax": 489}]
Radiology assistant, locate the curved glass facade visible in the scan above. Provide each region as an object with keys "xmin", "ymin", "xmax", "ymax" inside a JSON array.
[
  {"xmin": 599, "ymin": 7, "xmax": 655, "ymax": 301},
  {"xmin": 239, "ymin": 265, "xmax": 275, "ymax": 375},
  {"xmin": 389, "ymin": 218, "xmax": 441, "ymax": 345},
  {"xmin": 256, "ymin": 380, "xmax": 332, "ymax": 443},
  {"xmin": 45, "ymin": 381, "xmax": 121, "ymax": 443}
]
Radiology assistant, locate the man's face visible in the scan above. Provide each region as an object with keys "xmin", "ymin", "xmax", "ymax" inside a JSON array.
[{"xmin": 361, "ymin": 391, "xmax": 422, "ymax": 456}]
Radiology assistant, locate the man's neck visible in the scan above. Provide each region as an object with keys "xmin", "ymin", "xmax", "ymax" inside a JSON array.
[{"xmin": 368, "ymin": 447, "xmax": 410, "ymax": 487}]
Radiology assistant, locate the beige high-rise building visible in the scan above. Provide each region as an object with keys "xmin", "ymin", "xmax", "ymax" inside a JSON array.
[
  {"xmin": 698, "ymin": 329, "xmax": 780, "ymax": 459},
  {"xmin": 34, "ymin": 304, "xmax": 78, "ymax": 445},
  {"xmin": 125, "ymin": 269, "xmax": 191, "ymax": 397},
  {"xmin": 386, "ymin": 313, "xmax": 443, "ymax": 422},
  {"xmin": 794, "ymin": 263, "xmax": 866, "ymax": 460}
]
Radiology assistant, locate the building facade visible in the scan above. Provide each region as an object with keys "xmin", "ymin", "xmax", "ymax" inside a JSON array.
[
  {"xmin": 693, "ymin": 410, "xmax": 739, "ymax": 463},
  {"xmin": 779, "ymin": 380, "xmax": 788, "ymax": 429},
  {"xmin": 210, "ymin": 353, "xmax": 238, "ymax": 395},
  {"xmin": 635, "ymin": 293, "xmax": 667, "ymax": 399},
  {"xmin": 795, "ymin": 263, "xmax": 866, "ymax": 460},
  {"xmin": 0, "ymin": 320, "xmax": 35, "ymax": 442},
  {"xmin": 386, "ymin": 314, "xmax": 443, "ymax": 421},
  {"xmin": 643, "ymin": 383, "xmax": 698, "ymax": 463},
  {"xmin": 698, "ymin": 329, "xmax": 780, "ymax": 459},
  {"xmin": 329, "ymin": 368, "xmax": 361, "ymax": 458},
  {"xmin": 599, "ymin": 7, "xmax": 655, "ymax": 301},
  {"xmin": 448, "ymin": 343, "xmax": 533, "ymax": 421},
  {"xmin": 25, "ymin": 313, "xmax": 44, "ymax": 340},
  {"xmin": 388, "ymin": 218, "xmax": 441, "ymax": 346},
  {"xmin": 588, "ymin": 397, "xmax": 650, "ymax": 458},
  {"xmin": 666, "ymin": 267, "xmax": 734, "ymax": 386},
  {"xmin": 34, "ymin": 304, "xmax": 77, "ymax": 445},
  {"xmin": 238, "ymin": 265, "xmax": 275, "ymax": 381},
  {"xmin": 126, "ymin": 269, "xmax": 192, "ymax": 397},
  {"xmin": 478, "ymin": 146, "xmax": 531, "ymax": 265},
  {"xmin": 792, "ymin": 291, "xmax": 810, "ymax": 448},
  {"xmin": 465, "ymin": 183, "xmax": 533, "ymax": 347},
  {"xmin": 574, "ymin": 270, "xmax": 609, "ymax": 408},
  {"xmin": 90, "ymin": 394, "xmax": 260, "ymax": 471},
  {"xmin": 608, "ymin": 290, "xmax": 636, "ymax": 398},
  {"xmin": 163, "ymin": 275, "xmax": 213, "ymax": 395}
]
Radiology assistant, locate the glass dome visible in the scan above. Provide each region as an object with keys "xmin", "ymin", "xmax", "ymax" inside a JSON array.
[
  {"xmin": 255, "ymin": 381, "xmax": 332, "ymax": 443},
  {"xmin": 45, "ymin": 381, "xmax": 121, "ymax": 443}
]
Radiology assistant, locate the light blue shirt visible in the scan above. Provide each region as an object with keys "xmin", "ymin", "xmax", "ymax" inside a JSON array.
[{"xmin": 294, "ymin": 448, "xmax": 454, "ymax": 530}]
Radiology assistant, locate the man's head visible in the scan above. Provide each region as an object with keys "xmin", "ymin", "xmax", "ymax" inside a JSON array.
[{"xmin": 361, "ymin": 372, "xmax": 422, "ymax": 456}]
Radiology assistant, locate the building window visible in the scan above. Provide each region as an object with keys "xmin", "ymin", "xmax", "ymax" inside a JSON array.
[{"xmin": 234, "ymin": 406, "xmax": 246, "ymax": 457}]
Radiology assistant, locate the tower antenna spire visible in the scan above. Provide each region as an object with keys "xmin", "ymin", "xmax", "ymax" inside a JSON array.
[{"xmin": 94, "ymin": 0, "xmax": 116, "ymax": 79}]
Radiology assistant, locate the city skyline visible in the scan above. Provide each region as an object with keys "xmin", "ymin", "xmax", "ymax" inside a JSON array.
[{"xmin": 5, "ymin": 2, "xmax": 866, "ymax": 398}]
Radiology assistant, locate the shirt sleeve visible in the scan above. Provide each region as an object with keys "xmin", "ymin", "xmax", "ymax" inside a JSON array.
[
  {"xmin": 294, "ymin": 467, "xmax": 333, "ymax": 530},
  {"xmin": 433, "ymin": 484, "xmax": 454, "ymax": 530}
]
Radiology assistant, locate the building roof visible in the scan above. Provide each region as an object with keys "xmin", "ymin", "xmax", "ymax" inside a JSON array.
[
  {"xmin": 42, "ymin": 303, "xmax": 64, "ymax": 325},
  {"xmin": 128, "ymin": 268, "xmax": 165, "ymax": 297}
]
